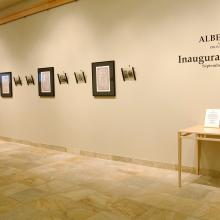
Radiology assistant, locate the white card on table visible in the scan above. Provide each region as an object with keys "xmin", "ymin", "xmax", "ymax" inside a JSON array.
[{"xmin": 204, "ymin": 109, "xmax": 220, "ymax": 128}]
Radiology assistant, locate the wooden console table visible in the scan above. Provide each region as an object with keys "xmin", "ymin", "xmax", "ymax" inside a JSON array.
[{"xmin": 178, "ymin": 125, "xmax": 220, "ymax": 187}]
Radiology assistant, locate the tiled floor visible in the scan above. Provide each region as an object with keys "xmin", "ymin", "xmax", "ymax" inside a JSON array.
[{"xmin": 0, "ymin": 141, "xmax": 220, "ymax": 219}]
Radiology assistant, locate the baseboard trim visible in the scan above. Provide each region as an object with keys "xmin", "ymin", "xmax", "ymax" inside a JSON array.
[{"xmin": 0, "ymin": 136, "xmax": 219, "ymax": 177}]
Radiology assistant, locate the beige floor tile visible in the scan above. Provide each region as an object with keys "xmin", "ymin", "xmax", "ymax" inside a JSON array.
[
  {"xmin": 136, "ymin": 206, "xmax": 200, "ymax": 220},
  {"xmin": 32, "ymin": 196, "xmax": 73, "ymax": 211},
  {"xmin": 10, "ymin": 188, "xmax": 48, "ymax": 203},
  {"xmin": 192, "ymin": 203, "xmax": 220, "ymax": 220},
  {"xmin": 36, "ymin": 179, "xmax": 73, "ymax": 193},
  {"xmin": 0, "ymin": 182, "xmax": 30, "ymax": 196},
  {"xmin": 67, "ymin": 207, "xmax": 96, "ymax": 220},
  {"xmin": 19, "ymin": 176, "xmax": 49, "ymax": 187},
  {"xmin": 0, "ymin": 140, "xmax": 218, "ymax": 220},
  {"xmin": 86, "ymin": 211, "xmax": 130, "ymax": 220},
  {"xmin": 110, "ymin": 198, "xmax": 148, "ymax": 218},
  {"xmin": 0, "ymin": 195, "xmax": 21, "ymax": 214},
  {"xmin": 0, "ymin": 205, "xmax": 52, "ymax": 220}
]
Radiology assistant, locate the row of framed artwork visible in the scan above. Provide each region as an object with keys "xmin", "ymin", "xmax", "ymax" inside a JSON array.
[
  {"xmin": 0, "ymin": 67, "xmax": 56, "ymax": 97},
  {"xmin": 0, "ymin": 61, "xmax": 136, "ymax": 98},
  {"xmin": 14, "ymin": 71, "xmax": 87, "ymax": 86}
]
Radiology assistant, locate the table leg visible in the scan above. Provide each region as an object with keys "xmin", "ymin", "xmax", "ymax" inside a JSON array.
[
  {"xmin": 178, "ymin": 132, "xmax": 182, "ymax": 187},
  {"xmin": 196, "ymin": 134, "xmax": 201, "ymax": 175}
]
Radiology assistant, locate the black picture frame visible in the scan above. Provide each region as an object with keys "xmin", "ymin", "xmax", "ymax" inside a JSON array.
[
  {"xmin": 38, "ymin": 67, "xmax": 55, "ymax": 97},
  {"xmin": 57, "ymin": 73, "xmax": 68, "ymax": 84},
  {"xmin": 25, "ymin": 75, "xmax": 35, "ymax": 85},
  {"xmin": 0, "ymin": 72, "xmax": 13, "ymax": 97},
  {"xmin": 92, "ymin": 60, "xmax": 115, "ymax": 96},
  {"xmin": 121, "ymin": 67, "xmax": 136, "ymax": 81},
  {"xmin": 74, "ymin": 71, "xmax": 86, "ymax": 84},
  {"xmin": 14, "ymin": 76, "xmax": 22, "ymax": 86}
]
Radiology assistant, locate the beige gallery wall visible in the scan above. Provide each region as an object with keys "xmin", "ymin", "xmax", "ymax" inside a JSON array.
[{"xmin": 0, "ymin": 0, "xmax": 220, "ymax": 171}]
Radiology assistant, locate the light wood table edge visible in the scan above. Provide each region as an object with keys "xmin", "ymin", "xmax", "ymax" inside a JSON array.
[
  {"xmin": 178, "ymin": 126, "xmax": 220, "ymax": 187},
  {"xmin": 178, "ymin": 131, "xmax": 182, "ymax": 187}
]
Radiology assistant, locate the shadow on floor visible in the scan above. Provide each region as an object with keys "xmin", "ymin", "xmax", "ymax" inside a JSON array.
[{"xmin": 192, "ymin": 175, "xmax": 220, "ymax": 188}]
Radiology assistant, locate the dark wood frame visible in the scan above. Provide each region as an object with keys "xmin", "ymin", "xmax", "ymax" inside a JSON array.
[
  {"xmin": 14, "ymin": 76, "xmax": 22, "ymax": 86},
  {"xmin": 0, "ymin": 72, "xmax": 13, "ymax": 97},
  {"xmin": 121, "ymin": 67, "xmax": 136, "ymax": 81},
  {"xmin": 57, "ymin": 73, "xmax": 68, "ymax": 84},
  {"xmin": 38, "ymin": 67, "xmax": 55, "ymax": 97},
  {"xmin": 92, "ymin": 61, "xmax": 115, "ymax": 96},
  {"xmin": 25, "ymin": 75, "xmax": 35, "ymax": 85},
  {"xmin": 74, "ymin": 71, "xmax": 86, "ymax": 84}
]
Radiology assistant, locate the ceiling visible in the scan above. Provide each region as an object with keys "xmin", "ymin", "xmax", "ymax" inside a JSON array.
[
  {"xmin": 0, "ymin": 0, "xmax": 24, "ymax": 10},
  {"xmin": 0, "ymin": 0, "xmax": 47, "ymax": 15},
  {"xmin": 0, "ymin": 0, "xmax": 76, "ymax": 25}
]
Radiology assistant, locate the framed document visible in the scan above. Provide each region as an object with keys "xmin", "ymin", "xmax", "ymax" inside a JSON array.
[
  {"xmin": 14, "ymin": 76, "xmax": 22, "ymax": 86},
  {"xmin": 92, "ymin": 61, "xmax": 115, "ymax": 96},
  {"xmin": 204, "ymin": 109, "xmax": 220, "ymax": 128},
  {"xmin": 74, "ymin": 71, "xmax": 86, "ymax": 84},
  {"xmin": 25, "ymin": 75, "xmax": 35, "ymax": 86},
  {"xmin": 121, "ymin": 66, "xmax": 136, "ymax": 81},
  {"xmin": 0, "ymin": 72, "xmax": 13, "ymax": 97},
  {"xmin": 57, "ymin": 73, "xmax": 68, "ymax": 84},
  {"xmin": 38, "ymin": 67, "xmax": 55, "ymax": 97}
]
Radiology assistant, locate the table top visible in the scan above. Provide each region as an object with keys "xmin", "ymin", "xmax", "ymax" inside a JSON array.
[{"xmin": 180, "ymin": 125, "xmax": 220, "ymax": 135}]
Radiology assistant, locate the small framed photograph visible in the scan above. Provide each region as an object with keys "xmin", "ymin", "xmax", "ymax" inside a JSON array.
[
  {"xmin": 0, "ymin": 72, "xmax": 13, "ymax": 97},
  {"xmin": 14, "ymin": 76, "xmax": 22, "ymax": 86},
  {"xmin": 38, "ymin": 67, "xmax": 55, "ymax": 97},
  {"xmin": 57, "ymin": 72, "xmax": 68, "ymax": 84},
  {"xmin": 74, "ymin": 71, "xmax": 86, "ymax": 84},
  {"xmin": 121, "ymin": 67, "xmax": 136, "ymax": 81},
  {"xmin": 92, "ymin": 60, "xmax": 115, "ymax": 96},
  {"xmin": 25, "ymin": 75, "xmax": 35, "ymax": 85}
]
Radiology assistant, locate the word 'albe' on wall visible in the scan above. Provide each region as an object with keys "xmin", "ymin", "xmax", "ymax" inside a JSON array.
[{"xmin": 199, "ymin": 34, "xmax": 220, "ymax": 43}]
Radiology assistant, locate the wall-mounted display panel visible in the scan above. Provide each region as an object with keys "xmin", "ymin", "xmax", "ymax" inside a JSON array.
[
  {"xmin": 92, "ymin": 61, "xmax": 115, "ymax": 96},
  {"xmin": 0, "ymin": 72, "xmax": 13, "ymax": 97},
  {"xmin": 38, "ymin": 67, "xmax": 55, "ymax": 97}
]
